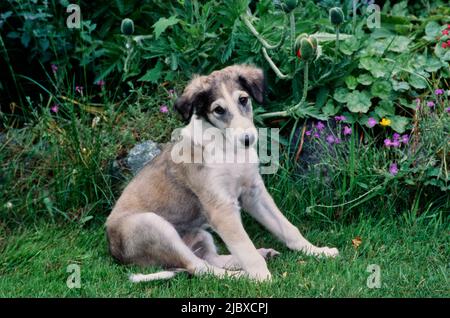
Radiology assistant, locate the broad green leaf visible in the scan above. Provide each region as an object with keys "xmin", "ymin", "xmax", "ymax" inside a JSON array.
[
  {"xmin": 340, "ymin": 37, "xmax": 360, "ymax": 55},
  {"xmin": 424, "ymin": 21, "xmax": 441, "ymax": 41},
  {"xmin": 392, "ymin": 80, "xmax": 410, "ymax": 92},
  {"xmin": 374, "ymin": 100, "xmax": 395, "ymax": 118},
  {"xmin": 153, "ymin": 16, "xmax": 180, "ymax": 39},
  {"xmin": 390, "ymin": 115, "xmax": 410, "ymax": 133},
  {"xmin": 359, "ymin": 57, "xmax": 386, "ymax": 78},
  {"xmin": 371, "ymin": 81, "xmax": 392, "ymax": 99},
  {"xmin": 357, "ymin": 73, "xmax": 373, "ymax": 85},
  {"xmin": 315, "ymin": 87, "xmax": 329, "ymax": 108},
  {"xmin": 322, "ymin": 100, "xmax": 339, "ymax": 116},
  {"xmin": 345, "ymin": 75, "xmax": 358, "ymax": 90},
  {"xmin": 388, "ymin": 36, "xmax": 411, "ymax": 53},
  {"xmin": 408, "ymin": 73, "xmax": 428, "ymax": 89},
  {"xmin": 333, "ymin": 87, "xmax": 349, "ymax": 103},
  {"xmin": 138, "ymin": 61, "xmax": 164, "ymax": 83},
  {"xmin": 346, "ymin": 90, "xmax": 372, "ymax": 113}
]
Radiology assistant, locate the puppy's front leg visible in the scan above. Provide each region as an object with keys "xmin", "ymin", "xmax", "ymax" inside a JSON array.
[
  {"xmin": 241, "ymin": 177, "xmax": 339, "ymax": 257},
  {"xmin": 204, "ymin": 201, "xmax": 271, "ymax": 281}
]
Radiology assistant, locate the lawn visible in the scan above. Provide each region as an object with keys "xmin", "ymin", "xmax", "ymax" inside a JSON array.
[{"xmin": 1, "ymin": 208, "xmax": 448, "ymax": 297}]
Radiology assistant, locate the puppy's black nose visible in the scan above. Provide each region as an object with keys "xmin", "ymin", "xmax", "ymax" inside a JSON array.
[{"xmin": 241, "ymin": 134, "xmax": 255, "ymax": 148}]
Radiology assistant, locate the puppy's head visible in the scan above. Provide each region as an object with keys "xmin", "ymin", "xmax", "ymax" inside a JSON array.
[{"xmin": 174, "ymin": 65, "xmax": 265, "ymax": 148}]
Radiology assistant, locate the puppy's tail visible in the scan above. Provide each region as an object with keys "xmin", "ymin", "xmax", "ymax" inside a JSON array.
[{"xmin": 129, "ymin": 269, "xmax": 186, "ymax": 283}]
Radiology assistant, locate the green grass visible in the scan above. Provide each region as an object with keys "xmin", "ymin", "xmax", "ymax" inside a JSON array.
[{"xmin": 0, "ymin": 215, "xmax": 448, "ymax": 297}]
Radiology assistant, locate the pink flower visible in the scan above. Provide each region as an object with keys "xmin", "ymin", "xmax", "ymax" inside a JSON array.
[
  {"xmin": 446, "ymin": 107, "xmax": 450, "ymax": 113},
  {"xmin": 343, "ymin": 126, "xmax": 352, "ymax": 136},
  {"xmin": 159, "ymin": 105, "xmax": 169, "ymax": 113},
  {"xmin": 389, "ymin": 163, "xmax": 398, "ymax": 176},
  {"xmin": 401, "ymin": 134, "xmax": 409, "ymax": 144},
  {"xmin": 368, "ymin": 117, "xmax": 377, "ymax": 128},
  {"xmin": 316, "ymin": 121, "xmax": 325, "ymax": 131},
  {"xmin": 426, "ymin": 101, "xmax": 435, "ymax": 107},
  {"xmin": 334, "ymin": 115, "xmax": 346, "ymax": 122},
  {"xmin": 75, "ymin": 86, "xmax": 84, "ymax": 94},
  {"xmin": 326, "ymin": 135, "xmax": 336, "ymax": 144},
  {"xmin": 306, "ymin": 130, "xmax": 312, "ymax": 136},
  {"xmin": 51, "ymin": 64, "xmax": 58, "ymax": 73},
  {"xmin": 435, "ymin": 89, "xmax": 444, "ymax": 95},
  {"xmin": 50, "ymin": 104, "xmax": 59, "ymax": 113},
  {"xmin": 168, "ymin": 89, "xmax": 175, "ymax": 97},
  {"xmin": 384, "ymin": 138, "xmax": 392, "ymax": 147},
  {"xmin": 96, "ymin": 79, "xmax": 105, "ymax": 87},
  {"xmin": 313, "ymin": 132, "xmax": 320, "ymax": 138},
  {"xmin": 391, "ymin": 140, "xmax": 401, "ymax": 147}
]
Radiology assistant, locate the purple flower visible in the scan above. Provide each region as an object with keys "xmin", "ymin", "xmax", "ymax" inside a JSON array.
[
  {"xmin": 368, "ymin": 117, "xmax": 377, "ymax": 128},
  {"xmin": 313, "ymin": 132, "xmax": 320, "ymax": 138},
  {"xmin": 384, "ymin": 138, "xmax": 392, "ymax": 147},
  {"xmin": 426, "ymin": 101, "xmax": 435, "ymax": 107},
  {"xmin": 343, "ymin": 126, "xmax": 352, "ymax": 136},
  {"xmin": 334, "ymin": 115, "xmax": 346, "ymax": 122},
  {"xmin": 435, "ymin": 89, "xmax": 444, "ymax": 95},
  {"xmin": 326, "ymin": 135, "xmax": 336, "ymax": 144},
  {"xmin": 50, "ymin": 104, "xmax": 59, "ymax": 113},
  {"xmin": 389, "ymin": 163, "xmax": 398, "ymax": 176},
  {"xmin": 305, "ymin": 130, "xmax": 312, "ymax": 136},
  {"xmin": 95, "ymin": 79, "xmax": 105, "ymax": 87},
  {"xmin": 168, "ymin": 89, "xmax": 175, "ymax": 97},
  {"xmin": 391, "ymin": 140, "xmax": 401, "ymax": 147},
  {"xmin": 316, "ymin": 121, "xmax": 325, "ymax": 131},
  {"xmin": 160, "ymin": 105, "xmax": 169, "ymax": 113},
  {"xmin": 393, "ymin": 133, "xmax": 400, "ymax": 141},
  {"xmin": 401, "ymin": 134, "xmax": 409, "ymax": 144},
  {"xmin": 415, "ymin": 98, "xmax": 421, "ymax": 110},
  {"xmin": 51, "ymin": 64, "xmax": 58, "ymax": 73},
  {"xmin": 75, "ymin": 86, "xmax": 84, "ymax": 94},
  {"xmin": 446, "ymin": 107, "xmax": 450, "ymax": 114}
]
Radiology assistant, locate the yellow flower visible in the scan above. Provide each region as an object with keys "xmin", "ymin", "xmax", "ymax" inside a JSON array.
[{"xmin": 380, "ymin": 118, "xmax": 391, "ymax": 126}]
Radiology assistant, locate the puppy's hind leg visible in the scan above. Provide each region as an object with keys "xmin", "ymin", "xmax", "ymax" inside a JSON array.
[
  {"xmin": 117, "ymin": 213, "xmax": 244, "ymax": 282},
  {"xmin": 192, "ymin": 230, "xmax": 280, "ymax": 270}
]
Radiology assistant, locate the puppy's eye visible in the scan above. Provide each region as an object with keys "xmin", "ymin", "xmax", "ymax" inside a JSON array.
[
  {"xmin": 213, "ymin": 106, "xmax": 226, "ymax": 115},
  {"xmin": 239, "ymin": 96, "xmax": 248, "ymax": 106}
]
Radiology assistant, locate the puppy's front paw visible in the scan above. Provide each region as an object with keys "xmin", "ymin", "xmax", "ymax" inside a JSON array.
[
  {"xmin": 248, "ymin": 269, "xmax": 272, "ymax": 282},
  {"xmin": 257, "ymin": 248, "xmax": 280, "ymax": 259},
  {"xmin": 310, "ymin": 246, "xmax": 339, "ymax": 258}
]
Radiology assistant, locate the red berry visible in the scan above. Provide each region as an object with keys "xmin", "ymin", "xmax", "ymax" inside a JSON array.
[
  {"xmin": 442, "ymin": 42, "xmax": 448, "ymax": 49},
  {"xmin": 296, "ymin": 49, "xmax": 301, "ymax": 58},
  {"xmin": 447, "ymin": 39, "xmax": 450, "ymax": 45},
  {"xmin": 443, "ymin": 29, "xmax": 449, "ymax": 35},
  {"xmin": 447, "ymin": 24, "xmax": 450, "ymax": 29}
]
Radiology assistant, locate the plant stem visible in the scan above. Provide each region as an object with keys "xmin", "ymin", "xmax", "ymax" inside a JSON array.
[
  {"xmin": 353, "ymin": 0, "xmax": 357, "ymax": 34},
  {"xmin": 240, "ymin": 14, "xmax": 284, "ymax": 50},
  {"xmin": 335, "ymin": 26, "xmax": 340, "ymax": 60},
  {"xmin": 290, "ymin": 11, "xmax": 295, "ymax": 53},
  {"xmin": 261, "ymin": 47, "xmax": 290, "ymax": 79},
  {"xmin": 259, "ymin": 62, "xmax": 309, "ymax": 119}
]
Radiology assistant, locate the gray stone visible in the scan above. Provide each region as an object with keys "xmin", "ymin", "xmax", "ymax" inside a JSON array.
[{"xmin": 126, "ymin": 140, "xmax": 161, "ymax": 175}]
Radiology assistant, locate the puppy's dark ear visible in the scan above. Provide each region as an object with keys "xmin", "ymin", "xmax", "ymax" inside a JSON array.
[
  {"xmin": 174, "ymin": 95, "xmax": 194, "ymax": 122},
  {"xmin": 174, "ymin": 90, "xmax": 212, "ymax": 122},
  {"xmin": 238, "ymin": 67, "xmax": 265, "ymax": 104}
]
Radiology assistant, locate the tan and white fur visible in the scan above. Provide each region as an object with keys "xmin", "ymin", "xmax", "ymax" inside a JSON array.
[{"xmin": 106, "ymin": 64, "xmax": 338, "ymax": 283}]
